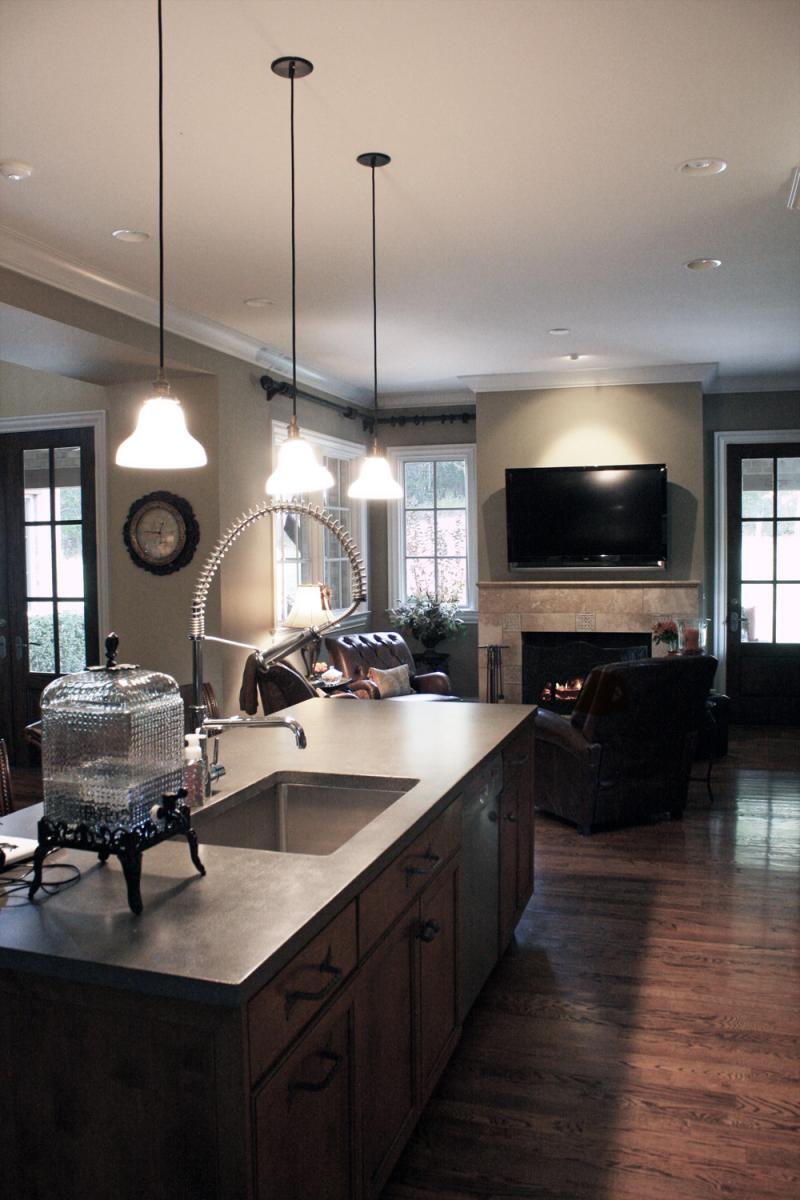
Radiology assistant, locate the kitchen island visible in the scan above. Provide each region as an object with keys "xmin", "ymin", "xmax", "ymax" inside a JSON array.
[{"xmin": 0, "ymin": 698, "xmax": 534, "ymax": 1200}]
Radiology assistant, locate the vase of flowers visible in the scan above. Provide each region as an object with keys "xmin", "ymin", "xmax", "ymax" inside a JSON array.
[
  {"xmin": 391, "ymin": 592, "xmax": 465, "ymax": 652},
  {"xmin": 651, "ymin": 617, "xmax": 679, "ymax": 654}
]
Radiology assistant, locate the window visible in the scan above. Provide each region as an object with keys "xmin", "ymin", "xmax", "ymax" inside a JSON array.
[
  {"xmin": 272, "ymin": 422, "xmax": 368, "ymax": 624},
  {"xmin": 387, "ymin": 444, "xmax": 477, "ymax": 615}
]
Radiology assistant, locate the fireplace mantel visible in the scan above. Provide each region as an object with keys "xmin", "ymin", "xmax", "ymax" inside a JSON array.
[{"xmin": 477, "ymin": 580, "xmax": 702, "ymax": 703}]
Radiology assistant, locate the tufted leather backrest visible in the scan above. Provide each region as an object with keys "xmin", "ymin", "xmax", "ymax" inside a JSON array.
[
  {"xmin": 0, "ymin": 738, "xmax": 12, "ymax": 817},
  {"xmin": 572, "ymin": 655, "xmax": 718, "ymax": 749},
  {"xmin": 325, "ymin": 631, "xmax": 417, "ymax": 678}
]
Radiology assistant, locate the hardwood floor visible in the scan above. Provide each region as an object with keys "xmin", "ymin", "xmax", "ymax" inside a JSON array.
[{"xmin": 382, "ymin": 727, "xmax": 800, "ymax": 1200}]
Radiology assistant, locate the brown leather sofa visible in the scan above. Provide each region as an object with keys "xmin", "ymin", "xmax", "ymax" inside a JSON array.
[
  {"xmin": 534, "ymin": 654, "xmax": 718, "ymax": 834},
  {"xmin": 324, "ymin": 631, "xmax": 459, "ymax": 701}
]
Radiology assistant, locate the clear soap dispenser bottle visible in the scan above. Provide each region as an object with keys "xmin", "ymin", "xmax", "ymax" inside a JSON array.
[{"xmin": 183, "ymin": 733, "xmax": 205, "ymax": 808}]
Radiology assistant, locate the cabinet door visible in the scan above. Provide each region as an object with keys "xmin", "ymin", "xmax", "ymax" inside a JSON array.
[
  {"xmin": 500, "ymin": 726, "xmax": 535, "ymax": 948},
  {"xmin": 417, "ymin": 855, "xmax": 460, "ymax": 1100},
  {"xmin": 254, "ymin": 996, "xmax": 357, "ymax": 1200},
  {"xmin": 357, "ymin": 911, "xmax": 416, "ymax": 1194}
]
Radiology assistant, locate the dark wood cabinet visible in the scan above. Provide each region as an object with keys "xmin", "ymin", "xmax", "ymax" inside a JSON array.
[
  {"xmin": 418, "ymin": 855, "xmax": 460, "ymax": 1098},
  {"xmin": 357, "ymin": 907, "xmax": 417, "ymax": 1192},
  {"xmin": 254, "ymin": 993, "xmax": 358, "ymax": 1200},
  {"xmin": 357, "ymin": 820, "xmax": 461, "ymax": 1198},
  {"xmin": 499, "ymin": 726, "xmax": 535, "ymax": 950}
]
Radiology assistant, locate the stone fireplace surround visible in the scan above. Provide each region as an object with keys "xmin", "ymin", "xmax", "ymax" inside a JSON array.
[{"xmin": 477, "ymin": 581, "xmax": 701, "ymax": 704}]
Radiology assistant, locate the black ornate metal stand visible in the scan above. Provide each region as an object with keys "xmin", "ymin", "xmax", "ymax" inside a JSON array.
[{"xmin": 27, "ymin": 789, "xmax": 205, "ymax": 915}]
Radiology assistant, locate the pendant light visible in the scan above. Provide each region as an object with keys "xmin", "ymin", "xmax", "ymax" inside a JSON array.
[
  {"xmin": 266, "ymin": 57, "xmax": 334, "ymax": 497},
  {"xmin": 115, "ymin": 0, "xmax": 206, "ymax": 470},
  {"xmin": 348, "ymin": 153, "xmax": 403, "ymax": 500}
]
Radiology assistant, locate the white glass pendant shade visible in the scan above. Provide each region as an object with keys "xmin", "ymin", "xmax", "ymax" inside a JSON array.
[
  {"xmin": 265, "ymin": 420, "xmax": 335, "ymax": 496},
  {"xmin": 115, "ymin": 384, "xmax": 207, "ymax": 469},
  {"xmin": 285, "ymin": 583, "xmax": 333, "ymax": 629},
  {"xmin": 348, "ymin": 444, "xmax": 402, "ymax": 499}
]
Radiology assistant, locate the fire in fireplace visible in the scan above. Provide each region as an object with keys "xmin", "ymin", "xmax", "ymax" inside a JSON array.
[{"xmin": 539, "ymin": 676, "xmax": 585, "ymax": 705}]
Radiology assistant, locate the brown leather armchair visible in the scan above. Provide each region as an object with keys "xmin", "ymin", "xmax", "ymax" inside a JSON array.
[
  {"xmin": 534, "ymin": 655, "xmax": 717, "ymax": 834},
  {"xmin": 324, "ymin": 631, "xmax": 459, "ymax": 701},
  {"xmin": 239, "ymin": 657, "xmax": 357, "ymax": 715}
]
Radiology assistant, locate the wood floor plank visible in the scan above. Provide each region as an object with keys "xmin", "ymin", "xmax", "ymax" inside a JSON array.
[{"xmin": 382, "ymin": 726, "xmax": 800, "ymax": 1200}]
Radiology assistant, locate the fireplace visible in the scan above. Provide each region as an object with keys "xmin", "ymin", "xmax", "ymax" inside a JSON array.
[
  {"xmin": 477, "ymin": 580, "xmax": 702, "ymax": 703},
  {"xmin": 522, "ymin": 631, "xmax": 652, "ymax": 713}
]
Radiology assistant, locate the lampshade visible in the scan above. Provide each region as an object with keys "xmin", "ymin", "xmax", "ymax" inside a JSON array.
[
  {"xmin": 284, "ymin": 583, "xmax": 333, "ymax": 630},
  {"xmin": 115, "ymin": 382, "xmax": 207, "ymax": 469},
  {"xmin": 348, "ymin": 441, "xmax": 402, "ymax": 499},
  {"xmin": 265, "ymin": 417, "xmax": 335, "ymax": 496},
  {"xmin": 115, "ymin": 0, "xmax": 206, "ymax": 471}
]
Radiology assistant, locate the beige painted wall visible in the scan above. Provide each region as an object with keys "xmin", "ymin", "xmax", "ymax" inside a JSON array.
[
  {"xmin": 0, "ymin": 270, "xmax": 371, "ymax": 716},
  {"xmin": 476, "ymin": 382, "xmax": 705, "ymax": 585}
]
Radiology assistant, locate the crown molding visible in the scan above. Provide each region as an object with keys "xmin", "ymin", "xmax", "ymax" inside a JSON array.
[
  {"xmin": 460, "ymin": 363, "xmax": 718, "ymax": 393},
  {"xmin": 377, "ymin": 388, "xmax": 475, "ymax": 410},
  {"xmin": 0, "ymin": 224, "xmax": 369, "ymax": 405},
  {"xmin": 704, "ymin": 373, "xmax": 800, "ymax": 394}
]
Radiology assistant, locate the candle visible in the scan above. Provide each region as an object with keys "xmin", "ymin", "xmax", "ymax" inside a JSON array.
[{"xmin": 682, "ymin": 625, "xmax": 700, "ymax": 652}]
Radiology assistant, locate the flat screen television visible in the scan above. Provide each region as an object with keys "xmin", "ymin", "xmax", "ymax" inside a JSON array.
[{"xmin": 505, "ymin": 463, "xmax": 668, "ymax": 568}]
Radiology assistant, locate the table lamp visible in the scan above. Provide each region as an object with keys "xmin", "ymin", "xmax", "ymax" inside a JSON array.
[{"xmin": 285, "ymin": 584, "xmax": 334, "ymax": 676}]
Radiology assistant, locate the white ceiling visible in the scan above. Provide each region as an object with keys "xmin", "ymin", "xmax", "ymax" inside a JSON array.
[{"xmin": 1, "ymin": 0, "xmax": 799, "ymax": 402}]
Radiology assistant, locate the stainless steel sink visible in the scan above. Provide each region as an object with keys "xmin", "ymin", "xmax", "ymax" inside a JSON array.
[{"xmin": 192, "ymin": 772, "xmax": 415, "ymax": 856}]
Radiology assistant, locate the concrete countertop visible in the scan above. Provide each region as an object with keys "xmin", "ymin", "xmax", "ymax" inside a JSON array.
[{"xmin": 0, "ymin": 699, "xmax": 533, "ymax": 1006}]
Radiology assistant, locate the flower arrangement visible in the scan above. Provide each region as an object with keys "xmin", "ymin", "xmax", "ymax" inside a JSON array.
[
  {"xmin": 651, "ymin": 617, "xmax": 679, "ymax": 652},
  {"xmin": 391, "ymin": 592, "xmax": 465, "ymax": 650}
]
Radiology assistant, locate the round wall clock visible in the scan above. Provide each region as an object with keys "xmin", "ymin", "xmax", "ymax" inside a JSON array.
[{"xmin": 122, "ymin": 491, "xmax": 200, "ymax": 575}]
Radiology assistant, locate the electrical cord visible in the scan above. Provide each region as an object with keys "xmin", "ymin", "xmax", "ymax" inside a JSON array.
[{"xmin": 0, "ymin": 860, "xmax": 81, "ymax": 904}]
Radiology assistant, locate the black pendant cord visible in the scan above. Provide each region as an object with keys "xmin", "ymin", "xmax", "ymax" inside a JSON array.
[
  {"xmin": 357, "ymin": 151, "xmax": 391, "ymax": 440},
  {"xmin": 289, "ymin": 61, "xmax": 297, "ymax": 418},
  {"xmin": 370, "ymin": 161, "xmax": 378, "ymax": 414},
  {"xmin": 157, "ymin": 0, "xmax": 165, "ymax": 377}
]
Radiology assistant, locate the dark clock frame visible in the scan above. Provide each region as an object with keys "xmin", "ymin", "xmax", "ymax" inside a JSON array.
[{"xmin": 122, "ymin": 491, "xmax": 200, "ymax": 575}]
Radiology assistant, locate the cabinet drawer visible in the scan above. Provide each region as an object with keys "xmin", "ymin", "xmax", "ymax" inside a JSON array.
[
  {"xmin": 248, "ymin": 901, "xmax": 357, "ymax": 1084},
  {"xmin": 359, "ymin": 799, "xmax": 461, "ymax": 955}
]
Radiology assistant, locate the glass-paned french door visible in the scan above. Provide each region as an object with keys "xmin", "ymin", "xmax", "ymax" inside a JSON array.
[
  {"xmin": 726, "ymin": 442, "xmax": 800, "ymax": 724},
  {"xmin": 739, "ymin": 455, "xmax": 800, "ymax": 643},
  {"xmin": 0, "ymin": 427, "xmax": 98, "ymax": 762}
]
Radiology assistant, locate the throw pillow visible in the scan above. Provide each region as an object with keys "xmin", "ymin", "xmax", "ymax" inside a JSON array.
[{"xmin": 367, "ymin": 663, "xmax": 413, "ymax": 698}]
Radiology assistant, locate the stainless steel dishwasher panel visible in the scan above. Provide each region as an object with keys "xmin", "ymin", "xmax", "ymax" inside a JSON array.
[{"xmin": 460, "ymin": 755, "xmax": 502, "ymax": 1019}]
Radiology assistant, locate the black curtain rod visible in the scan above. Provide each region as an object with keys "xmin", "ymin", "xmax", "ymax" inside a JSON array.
[{"xmin": 259, "ymin": 374, "xmax": 475, "ymax": 434}]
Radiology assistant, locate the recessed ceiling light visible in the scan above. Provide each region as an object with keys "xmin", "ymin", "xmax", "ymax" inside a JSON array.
[
  {"xmin": 0, "ymin": 160, "xmax": 33, "ymax": 182},
  {"xmin": 548, "ymin": 327, "xmax": 571, "ymax": 336},
  {"xmin": 685, "ymin": 258, "xmax": 722, "ymax": 270},
  {"xmin": 244, "ymin": 297, "xmax": 274, "ymax": 307},
  {"xmin": 564, "ymin": 353, "xmax": 583, "ymax": 361},
  {"xmin": 112, "ymin": 228, "xmax": 150, "ymax": 242},
  {"xmin": 679, "ymin": 158, "xmax": 727, "ymax": 175}
]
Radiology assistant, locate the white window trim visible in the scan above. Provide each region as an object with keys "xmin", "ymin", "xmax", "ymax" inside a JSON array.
[
  {"xmin": 271, "ymin": 419, "xmax": 370, "ymax": 626},
  {"xmin": 713, "ymin": 427, "xmax": 800, "ymax": 694},
  {"xmin": 387, "ymin": 443, "xmax": 478, "ymax": 621},
  {"xmin": 0, "ymin": 409, "xmax": 109, "ymax": 657}
]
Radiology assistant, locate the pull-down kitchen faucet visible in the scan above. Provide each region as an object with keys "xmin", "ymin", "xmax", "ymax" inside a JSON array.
[{"xmin": 187, "ymin": 499, "xmax": 366, "ymax": 795}]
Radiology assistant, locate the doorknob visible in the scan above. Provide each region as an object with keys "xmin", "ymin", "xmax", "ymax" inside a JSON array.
[
  {"xmin": 14, "ymin": 636, "xmax": 29, "ymax": 660},
  {"xmin": 726, "ymin": 602, "xmax": 740, "ymax": 633}
]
